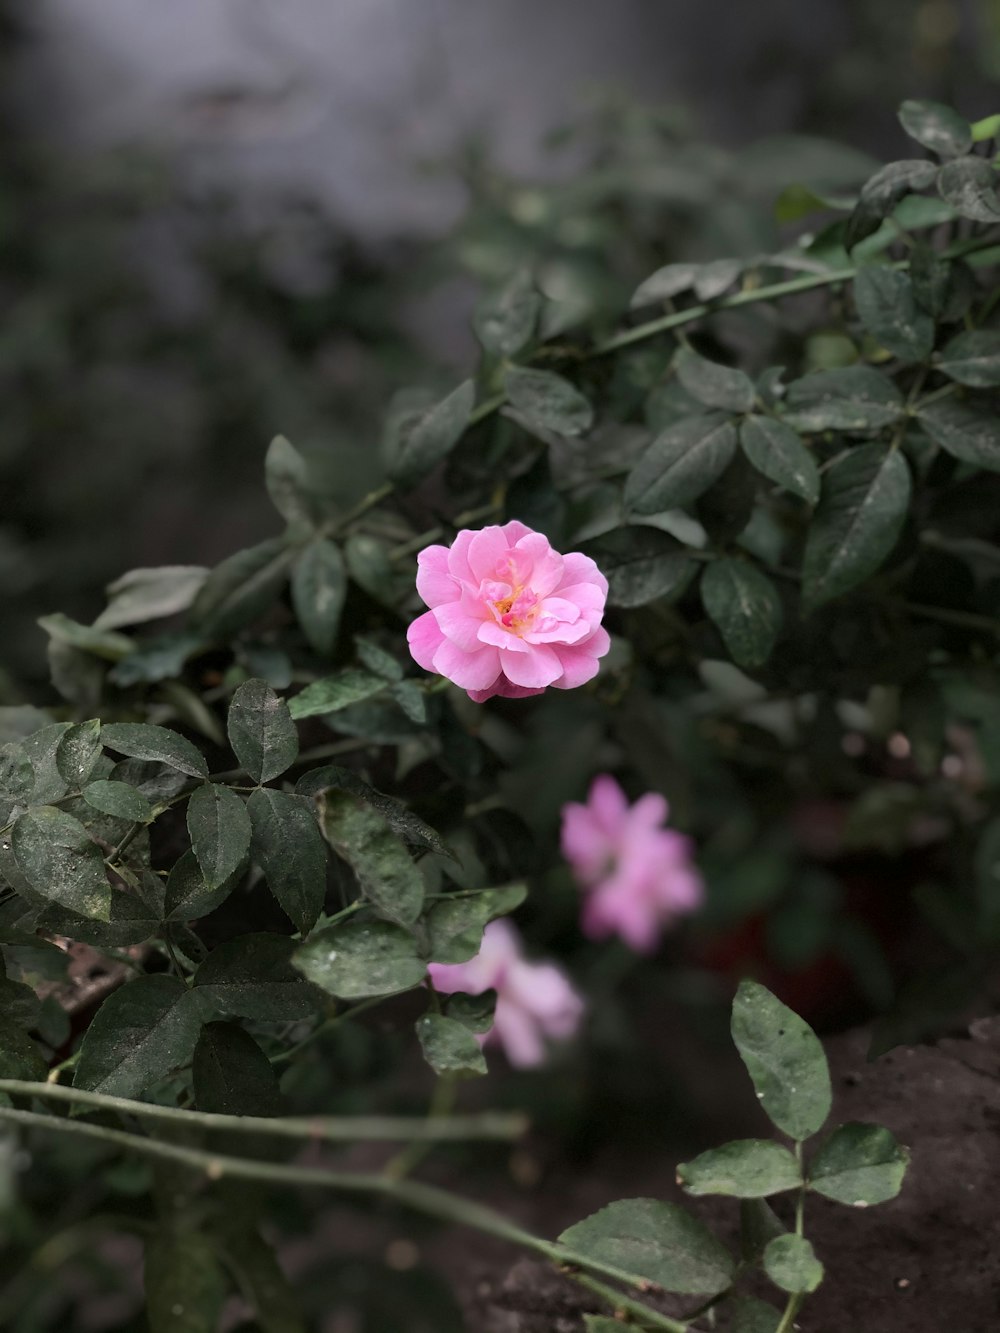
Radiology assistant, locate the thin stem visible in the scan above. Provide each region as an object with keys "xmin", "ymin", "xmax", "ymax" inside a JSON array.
[
  {"xmin": 162, "ymin": 935, "xmax": 188, "ymax": 984},
  {"xmin": 569, "ymin": 1270, "xmax": 689, "ymax": 1332},
  {"xmin": 794, "ymin": 1143, "xmax": 805, "ymax": 1237},
  {"xmin": 775, "ymin": 1293, "xmax": 803, "ymax": 1333},
  {"xmin": 384, "ymin": 1074, "xmax": 458, "ymax": 1181},
  {"xmin": 0, "ymin": 1080, "xmax": 526, "ymax": 1144},
  {"xmin": 209, "ymin": 736, "xmax": 374, "ymax": 783},
  {"xmin": 267, "ymin": 989, "xmax": 384, "ymax": 1067},
  {"xmin": 591, "ymin": 265, "xmax": 882, "ymax": 358},
  {"xmin": 0, "ymin": 1105, "xmax": 690, "ymax": 1305},
  {"xmin": 332, "ymin": 482, "xmax": 394, "ymax": 534}
]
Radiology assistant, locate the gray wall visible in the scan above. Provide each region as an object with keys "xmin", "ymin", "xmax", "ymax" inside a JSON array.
[{"xmin": 22, "ymin": 0, "xmax": 847, "ymax": 238}]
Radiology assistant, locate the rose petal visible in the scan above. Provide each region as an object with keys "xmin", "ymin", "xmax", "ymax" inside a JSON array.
[
  {"xmin": 432, "ymin": 638, "xmax": 502, "ymax": 691},
  {"xmin": 407, "ymin": 610, "xmax": 445, "ymax": 672},
  {"xmin": 435, "ymin": 599, "xmax": 488, "ymax": 652},
  {"xmin": 500, "ymin": 642, "xmax": 562, "ymax": 689}
]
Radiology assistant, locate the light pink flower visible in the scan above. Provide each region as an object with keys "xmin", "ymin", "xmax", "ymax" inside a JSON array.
[
  {"xmin": 561, "ymin": 775, "xmax": 703, "ymax": 954},
  {"xmin": 428, "ymin": 919, "xmax": 584, "ymax": 1068},
  {"xmin": 406, "ymin": 521, "xmax": 610, "ymax": 703}
]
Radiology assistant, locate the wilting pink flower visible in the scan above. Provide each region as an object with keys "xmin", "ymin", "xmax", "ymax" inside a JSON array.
[
  {"xmin": 428, "ymin": 919, "xmax": 584, "ymax": 1068},
  {"xmin": 561, "ymin": 775, "xmax": 703, "ymax": 954},
  {"xmin": 407, "ymin": 521, "xmax": 609, "ymax": 703}
]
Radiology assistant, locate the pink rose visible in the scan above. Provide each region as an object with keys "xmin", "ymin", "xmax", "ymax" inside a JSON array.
[
  {"xmin": 561, "ymin": 775, "xmax": 703, "ymax": 954},
  {"xmin": 428, "ymin": 919, "xmax": 584, "ymax": 1068},
  {"xmin": 406, "ymin": 521, "xmax": 610, "ymax": 703}
]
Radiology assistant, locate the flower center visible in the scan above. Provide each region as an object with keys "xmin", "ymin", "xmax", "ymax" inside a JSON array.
[{"xmin": 489, "ymin": 585, "xmax": 539, "ymax": 633}]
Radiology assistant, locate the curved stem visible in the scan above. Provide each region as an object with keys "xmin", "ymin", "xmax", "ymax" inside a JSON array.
[
  {"xmin": 1, "ymin": 1104, "xmax": 684, "ymax": 1325},
  {"xmin": 0, "ymin": 1079, "xmax": 525, "ymax": 1144}
]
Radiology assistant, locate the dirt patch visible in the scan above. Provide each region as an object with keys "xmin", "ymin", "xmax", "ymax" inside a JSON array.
[{"xmin": 433, "ymin": 1023, "xmax": 1000, "ymax": 1332}]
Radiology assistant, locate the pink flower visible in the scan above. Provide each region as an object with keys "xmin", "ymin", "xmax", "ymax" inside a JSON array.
[
  {"xmin": 406, "ymin": 521, "xmax": 610, "ymax": 703},
  {"xmin": 561, "ymin": 775, "xmax": 703, "ymax": 954},
  {"xmin": 428, "ymin": 919, "xmax": 584, "ymax": 1068}
]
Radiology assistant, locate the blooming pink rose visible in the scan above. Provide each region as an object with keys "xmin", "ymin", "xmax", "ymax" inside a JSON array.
[
  {"xmin": 428, "ymin": 919, "xmax": 584, "ymax": 1068},
  {"xmin": 406, "ymin": 521, "xmax": 610, "ymax": 703},
  {"xmin": 561, "ymin": 775, "xmax": 703, "ymax": 954}
]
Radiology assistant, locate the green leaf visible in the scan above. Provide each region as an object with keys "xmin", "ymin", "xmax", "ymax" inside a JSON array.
[
  {"xmin": 730, "ymin": 1295, "xmax": 783, "ymax": 1332},
  {"xmin": 187, "ymin": 784, "xmax": 252, "ymax": 891},
  {"xmin": 0, "ymin": 976, "xmax": 42, "ymax": 1029},
  {"xmin": 739, "ymin": 416, "xmax": 819, "ymax": 504},
  {"xmin": 677, "ymin": 1140, "xmax": 801, "ymax": 1198},
  {"xmin": 389, "ymin": 679, "xmax": 427, "ymax": 724},
  {"xmin": 293, "ymin": 917, "xmax": 426, "ymax": 1000},
  {"xmin": 75, "ymin": 974, "xmax": 202, "ymax": 1097},
  {"xmin": 808, "ymin": 1121, "xmax": 908, "ymax": 1205},
  {"xmin": 18, "ymin": 723, "xmax": 72, "ymax": 806},
  {"xmin": 37, "ymin": 889, "xmax": 161, "ymax": 948},
  {"xmin": 446, "ymin": 989, "xmax": 497, "ymax": 1034},
  {"xmin": 0, "ymin": 743, "xmax": 34, "ymax": 804},
  {"xmin": 0, "ymin": 1014, "xmax": 47, "ymax": 1080},
  {"xmin": 581, "ymin": 527, "xmax": 694, "ymax": 608},
  {"xmin": 801, "ymin": 445, "xmax": 911, "ymax": 611},
  {"xmin": 211, "ymin": 1226, "xmax": 306, "ymax": 1333},
  {"xmin": 474, "ymin": 271, "xmax": 540, "ymax": 357},
  {"xmin": 248, "ymin": 788, "xmax": 327, "ymax": 934},
  {"xmin": 631, "ymin": 261, "xmax": 701, "ymax": 307},
  {"xmin": 355, "ymin": 635, "xmax": 403, "ymax": 681},
  {"xmin": 192, "ymin": 1020, "xmax": 282, "ymax": 1115},
  {"xmin": 853, "ymin": 267, "xmax": 934, "ymax": 362},
  {"xmin": 82, "ymin": 780, "xmax": 153, "ymax": 823},
  {"xmin": 583, "ymin": 1319, "xmax": 626, "ymax": 1333},
  {"xmin": 296, "ymin": 765, "xmax": 454, "ymax": 858},
  {"xmin": 558, "ymin": 1199, "xmax": 735, "ymax": 1295},
  {"xmin": 321, "ymin": 793, "xmax": 423, "ymax": 928},
  {"xmin": 100, "ymin": 722, "xmax": 208, "ymax": 779},
  {"xmin": 701, "ymin": 559, "xmax": 782, "ymax": 670},
  {"xmin": 416, "ymin": 1013, "xmax": 487, "ymax": 1078},
  {"xmin": 191, "ymin": 538, "xmax": 293, "ymax": 640},
  {"xmin": 625, "ymin": 413, "xmax": 739, "ymax": 514},
  {"xmin": 938, "ymin": 157, "xmax": 1000, "ymax": 223},
  {"xmin": 388, "ymin": 380, "xmax": 475, "ymax": 490},
  {"xmin": 227, "ymin": 678, "xmax": 299, "ymax": 784},
  {"xmin": 783, "ymin": 367, "xmax": 904, "ymax": 432},
  {"xmin": 145, "ymin": 1227, "xmax": 227, "ymax": 1333},
  {"xmin": 94, "ymin": 565, "xmax": 209, "ymax": 631},
  {"xmin": 425, "ymin": 885, "xmax": 527, "ymax": 963},
  {"xmin": 194, "ymin": 934, "xmax": 319, "ymax": 1021},
  {"xmin": 919, "ymin": 397, "xmax": 1000, "ymax": 469},
  {"xmin": 288, "ymin": 669, "xmax": 388, "ymax": 720},
  {"xmin": 844, "ymin": 160, "xmax": 939, "ymax": 250},
  {"xmin": 739, "ymin": 1198, "xmax": 787, "ymax": 1262},
  {"xmin": 937, "ymin": 330, "xmax": 1000, "ymax": 386},
  {"xmin": 763, "ymin": 1234, "xmax": 824, "ymax": 1295},
  {"xmin": 54, "ymin": 719, "xmax": 102, "ymax": 787},
  {"xmin": 164, "ymin": 849, "xmax": 241, "ymax": 922},
  {"xmin": 676, "ymin": 348, "xmax": 755, "ymax": 413},
  {"xmin": 505, "ymin": 366, "xmax": 594, "ymax": 436},
  {"xmin": 12, "ymin": 807, "xmax": 112, "ymax": 921},
  {"xmin": 37, "ymin": 613, "xmax": 133, "ymax": 661},
  {"xmin": 731, "ymin": 979, "xmax": 832, "ymax": 1140},
  {"xmin": 898, "ymin": 99, "xmax": 972, "ymax": 157},
  {"xmin": 265, "ymin": 435, "xmax": 317, "ymax": 530},
  {"xmin": 291, "ymin": 538, "xmax": 347, "ymax": 657},
  {"xmin": 345, "ymin": 532, "xmax": 399, "ymax": 607}
]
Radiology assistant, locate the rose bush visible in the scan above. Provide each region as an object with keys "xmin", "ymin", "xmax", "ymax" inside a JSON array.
[{"xmin": 1, "ymin": 95, "xmax": 997, "ymax": 1331}]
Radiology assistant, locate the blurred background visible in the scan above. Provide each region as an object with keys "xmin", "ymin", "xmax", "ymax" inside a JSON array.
[{"xmin": 5, "ymin": 0, "xmax": 1000, "ymax": 692}]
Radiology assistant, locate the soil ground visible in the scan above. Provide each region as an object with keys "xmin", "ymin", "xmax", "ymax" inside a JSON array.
[{"xmin": 427, "ymin": 1023, "xmax": 1000, "ymax": 1332}]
